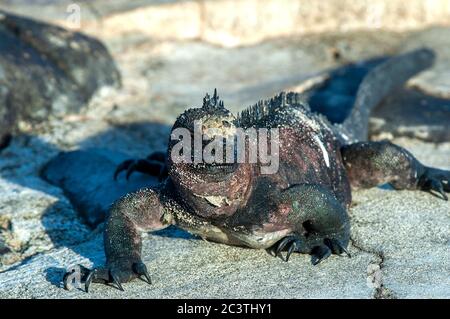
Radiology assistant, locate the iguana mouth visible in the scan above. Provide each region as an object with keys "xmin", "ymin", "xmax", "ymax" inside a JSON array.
[{"xmin": 193, "ymin": 161, "xmax": 239, "ymax": 177}]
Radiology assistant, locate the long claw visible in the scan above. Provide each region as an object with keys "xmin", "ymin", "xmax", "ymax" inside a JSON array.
[
  {"xmin": 338, "ymin": 243, "xmax": 351, "ymax": 258},
  {"xmin": 285, "ymin": 241, "xmax": 297, "ymax": 262},
  {"xmin": 274, "ymin": 235, "xmax": 304, "ymax": 262},
  {"xmin": 419, "ymin": 168, "xmax": 450, "ymax": 200},
  {"xmin": 115, "ymin": 155, "xmax": 167, "ymax": 182},
  {"xmin": 125, "ymin": 162, "xmax": 137, "ymax": 180},
  {"xmin": 63, "ymin": 269, "xmax": 76, "ymax": 290},
  {"xmin": 324, "ymin": 238, "xmax": 351, "ymax": 257},
  {"xmin": 133, "ymin": 262, "xmax": 152, "ymax": 285},
  {"xmin": 114, "ymin": 159, "xmax": 134, "ymax": 180},
  {"xmin": 275, "ymin": 237, "xmax": 293, "ymax": 257},
  {"xmin": 110, "ymin": 271, "xmax": 124, "ymax": 291},
  {"xmin": 311, "ymin": 245, "xmax": 332, "ymax": 265},
  {"xmin": 85, "ymin": 269, "xmax": 96, "ymax": 293},
  {"xmin": 430, "ymin": 179, "xmax": 448, "ymax": 201}
]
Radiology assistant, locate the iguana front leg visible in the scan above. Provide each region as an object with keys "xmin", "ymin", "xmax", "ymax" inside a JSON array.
[
  {"xmin": 271, "ymin": 184, "xmax": 351, "ymax": 264},
  {"xmin": 341, "ymin": 141, "xmax": 450, "ymax": 200},
  {"xmin": 64, "ymin": 187, "xmax": 173, "ymax": 292}
]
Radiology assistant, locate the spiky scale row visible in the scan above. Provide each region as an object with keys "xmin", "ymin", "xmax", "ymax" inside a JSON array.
[
  {"xmin": 202, "ymin": 88, "xmax": 225, "ymax": 110},
  {"xmin": 235, "ymin": 92, "xmax": 310, "ymax": 128}
]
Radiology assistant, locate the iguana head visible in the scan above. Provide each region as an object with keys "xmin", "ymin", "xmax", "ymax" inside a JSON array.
[{"xmin": 166, "ymin": 89, "xmax": 253, "ymax": 217}]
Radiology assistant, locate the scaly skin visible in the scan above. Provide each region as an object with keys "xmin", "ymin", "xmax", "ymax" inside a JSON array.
[{"xmin": 64, "ymin": 48, "xmax": 450, "ymax": 292}]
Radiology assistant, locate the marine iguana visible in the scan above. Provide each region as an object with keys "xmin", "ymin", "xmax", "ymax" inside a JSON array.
[{"xmin": 64, "ymin": 48, "xmax": 450, "ymax": 292}]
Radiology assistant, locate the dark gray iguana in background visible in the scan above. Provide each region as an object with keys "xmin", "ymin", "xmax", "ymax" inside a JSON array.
[{"xmin": 64, "ymin": 48, "xmax": 450, "ymax": 292}]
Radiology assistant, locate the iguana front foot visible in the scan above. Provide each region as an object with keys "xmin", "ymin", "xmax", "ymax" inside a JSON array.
[
  {"xmin": 62, "ymin": 187, "xmax": 169, "ymax": 292},
  {"xmin": 114, "ymin": 151, "xmax": 167, "ymax": 181},
  {"xmin": 84, "ymin": 260, "xmax": 152, "ymax": 292},
  {"xmin": 323, "ymin": 238, "xmax": 351, "ymax": 257},
  {"xmin": 310, "ymin": 237, "xmax": 351, "ymax": 265},
  {"xmin": 273, "ymin": 235, "xmax": 350, "ymax": 264},
  {"xmin": 310, "ymin": 245, "xmax": 332, "ymax": 265},
  {"xmin": 64, "ymin": 260, "xmax": 152, "ymax": 292},
  {"xmin": 273, "ymin": 235, "xmax": 304, "ymax": 262}
]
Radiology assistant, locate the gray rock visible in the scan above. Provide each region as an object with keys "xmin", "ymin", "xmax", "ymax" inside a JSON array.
[
  {"xmin": 0, "ymin": 229, "xmax": 376, "ymax": 299},
  {"xmin": 0, "ymin": 215, "xmax": 12, "ymax": 255},
  {"xmin": 0, "ymin": 10, "xmax": 120, "ymax": 145},
  {"xmin": 0, "ymin": 175, "xmax": 92, "ymax": 271},
  {"xmin": 351, "ymin": 188, "xmax": 450, "ymax": 298},
  {"xmin": 42, "ymin": 149, "xmax": 157, "ymax": 226},
  {"xmin": 350, "ymin": 139, "xmax": 450, "ymax": 298},
  {"xmin": 0, "ymin": 235, "xmax": 11, "ymax": 255}
]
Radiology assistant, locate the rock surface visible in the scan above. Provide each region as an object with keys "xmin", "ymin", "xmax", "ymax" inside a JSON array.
[
  {"xmin": 0, "ymin": 1, "xmax": 449, "ymax": 299},
  {"xmin": 42, "ymin": 149, "xmax": 157, "ymax": 226},
  {"xmin": 0, "ymin": 10, "xmax": 120, "ymax": 146}
]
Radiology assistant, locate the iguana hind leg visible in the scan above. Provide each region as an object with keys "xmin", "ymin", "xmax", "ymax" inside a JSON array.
[
  {"xmin": 114, "ymin": 151, "xmax": 168, "ymax": 181},
  {"xmin": 341, "ymin": 141, "xmax": 449, "ymax": 200}
]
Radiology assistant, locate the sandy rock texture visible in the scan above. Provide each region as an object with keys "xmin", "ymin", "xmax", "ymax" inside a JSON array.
[{"xmin": 0, "ymin": 0, "xmax": 449, "ymax": 299}]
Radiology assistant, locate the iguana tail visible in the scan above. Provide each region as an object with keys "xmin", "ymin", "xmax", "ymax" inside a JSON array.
[{"xmin": 341, "ymin": 48, "xmax": 436, "ymax": 142}]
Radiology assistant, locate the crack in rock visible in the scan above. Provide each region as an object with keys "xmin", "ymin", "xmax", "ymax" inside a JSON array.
[{"xmin": 350, "ymin": 237, "xmax": 396, "ymax": 299}]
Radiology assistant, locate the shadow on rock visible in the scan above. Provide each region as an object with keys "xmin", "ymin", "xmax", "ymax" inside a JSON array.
[
  {"xmin": 44, "ymin": 266, "xmax": 67, "ymax": 289},
  {"xmin": 0, "ymin": 121, "xmax": 195, "ymax": 281},
  {"xmin": 304, "ymin": 55, "xmax": 450, "ymax": 142},
  {"xmin": 305, "ymin": 56, "xmax": 388, "ymax": 123},
  {"xmin": 39, "ymin": 120, "xmax": 195, "ymax": 235}
]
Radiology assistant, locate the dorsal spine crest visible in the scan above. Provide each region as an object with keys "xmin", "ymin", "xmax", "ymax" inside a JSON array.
[{"xmin": 202, "ymin": 88, "xmax": 225, "ymax": 110}]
